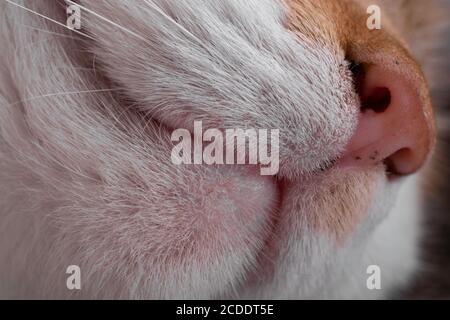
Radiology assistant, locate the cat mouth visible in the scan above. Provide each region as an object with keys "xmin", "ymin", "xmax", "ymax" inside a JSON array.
[
  {"xmin": 336, "ymin": 149, "xmax": 403, "ymax": 181},
  {"xmin": 241, "ymin": 163, "xmax": 390, "ymax": 288},
  {"xmin": 316, "ymin": 157, "xmax": 338, "ymax": 172},
  {"xmin": 315, "ymin": 155, "xmax": 397, "ymax": 180}
]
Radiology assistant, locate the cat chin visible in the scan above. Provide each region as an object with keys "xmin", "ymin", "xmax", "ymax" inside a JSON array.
[
  {"xmin": 281, "ymin": 165, "xmax": 393, "ymax": 242},
  {"xmin": 146, "ymin": 165, "xmax": 400, "ymax": 299},
  {"xmin": 238, "ymin": 165, "xmax": 405, "ymax": 299}
]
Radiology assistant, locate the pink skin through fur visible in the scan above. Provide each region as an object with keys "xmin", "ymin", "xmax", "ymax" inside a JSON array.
[{"xmin": 0, "ymin": 0, "xmax": 441, "ymax": 299}]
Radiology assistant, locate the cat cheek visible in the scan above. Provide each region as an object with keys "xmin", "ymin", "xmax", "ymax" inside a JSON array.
[{"xmin": 148, "ymin": 165, "xmax": 279, "ymax": 298}]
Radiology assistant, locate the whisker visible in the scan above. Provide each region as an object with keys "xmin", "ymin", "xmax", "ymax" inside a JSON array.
[
  {"xmin": 4, "ymin": 89, "xmax": 118, "ymax": 108},
  {"xmin": 65, "ymin": 0, "xmax": 148, "ymax": 42},
  {"xmin": 143, "ymin": 0, "xmax": 204, "ymax": 45},
  {"xmin": 5, "ymin": 0, "xmax": 94, "ymax": 40},
  {"xmin": 34, "ymin": 65, "xmax": 96, "ymax": 72},
  {"xmin": 14, "ymin": 23, "xmax": 79, "ymax": 40},
  {"xmin": 142, "ymin": 0, "xmax": 230, "ymax": 71}
]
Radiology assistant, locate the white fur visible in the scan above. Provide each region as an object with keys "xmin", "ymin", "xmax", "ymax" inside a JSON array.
[{"xmin": 0, "ymin": 0, "xmax": 434, "ymax": 299}]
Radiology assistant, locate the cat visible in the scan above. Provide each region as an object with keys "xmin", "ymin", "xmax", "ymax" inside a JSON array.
[{"xmin": 0, "ymin": 0, "xmax": 448, "ymax": 299}]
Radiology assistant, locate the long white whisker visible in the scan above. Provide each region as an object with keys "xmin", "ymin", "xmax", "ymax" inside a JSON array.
[
  {"xmin": 16, "ymin": 23, "xmax": 79, "ymax": 40},
  {"xmin": 5, "ymin": 89, "xmax": 117, "ymax": 108},
  {"xmin": 143, "ymin": 0, "xmax": 203, "ymax": 45},
  {"xmin": 66, "ymin": 0, "xmax": 147, "ymax": 42},
  {"xmin": 5, "ymin": 0, "xmax": 94, "ymax": 40},
  {"xmin": 143, "ymin": 0, "xmax": 230, "ymax": 69}
]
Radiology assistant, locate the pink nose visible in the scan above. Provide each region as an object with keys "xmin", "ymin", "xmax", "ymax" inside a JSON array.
[{"xmin": 339, "ymin": 63, "xmax": 435, "ymax": 176}]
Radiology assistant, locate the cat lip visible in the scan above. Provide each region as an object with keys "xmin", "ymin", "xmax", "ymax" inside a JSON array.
[
  {"xmin": 316, "ymin": 157, "xmax": 338, "ymax": 172},
  {"xmin": 336, "ymin": 153, "xmax": 402, "ymax": 182}
]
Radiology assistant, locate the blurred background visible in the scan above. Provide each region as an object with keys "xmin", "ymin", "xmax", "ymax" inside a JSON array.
[{"xmin": 401, "ymin": 0, "xmax": 450, "ymax": 299}]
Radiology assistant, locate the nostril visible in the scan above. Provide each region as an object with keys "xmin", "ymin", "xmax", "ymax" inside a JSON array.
[
  {"xmin": 348, "ymin": 60, "xmax": 392, "ymax": 114},
  {"xmin": 361, "ymin": 87, "xmax": 391, "ymax": 113},
  {"xmin": 383, "ymin": 148, "xmax": 412, "ymax": 178}
]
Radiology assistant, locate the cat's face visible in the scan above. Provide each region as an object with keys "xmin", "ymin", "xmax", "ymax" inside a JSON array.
[{"xmin": 0, "ymin": 0, "xmax": 437, "ymax": 298}]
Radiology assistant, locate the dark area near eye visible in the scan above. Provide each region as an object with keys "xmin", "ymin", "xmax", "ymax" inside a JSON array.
[
  {"xmin": 347, "ymin": 59, "xmax": 365, "ymax": 100},
  {"xmin": 348, "ymin": 60, "xmax": 364, "ymax": 77}
]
